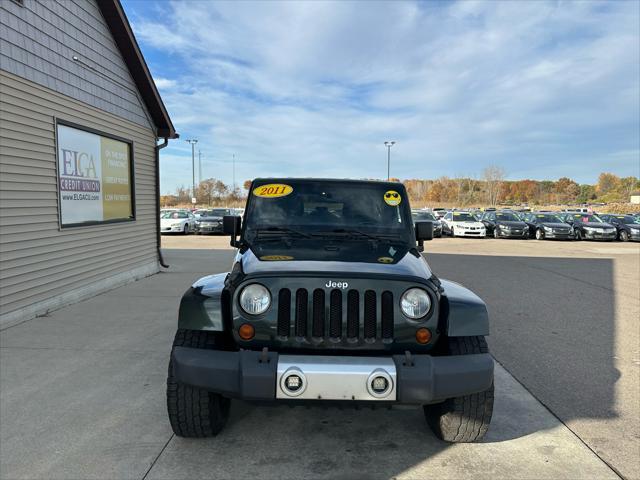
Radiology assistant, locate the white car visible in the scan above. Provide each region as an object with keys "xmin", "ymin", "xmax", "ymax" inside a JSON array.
[
  {"xmin": 442, "ymin": 211, "xmax": 486, "ymax": 238},
  {"xmin": 161, "ymin": 210, "xmax": 196, "ymax": 234}
]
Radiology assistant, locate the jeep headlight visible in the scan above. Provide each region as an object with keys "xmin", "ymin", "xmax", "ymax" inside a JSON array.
[
  {"xmin": 239, "ymin": 284, "xmax": 271, "ymax": 315},
  {"xmin": 400, "ymin": 288, "xmax": 432, "ymax": 319}
]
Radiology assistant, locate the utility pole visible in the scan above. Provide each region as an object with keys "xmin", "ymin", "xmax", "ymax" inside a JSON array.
[
  {"xmin": 384, "ymin": 141, "xmax": 395, "ymax": 180},
  {"xmin": 232, "ymin": 154, "xmax": 236, "ymax": 194},
  {"xmin": 198, "ymin": 150, "xmax": 202, "ymax": 184},
  {"xmin": 185, "ymin": 139, "xmax": 198, "ymax": 203}
]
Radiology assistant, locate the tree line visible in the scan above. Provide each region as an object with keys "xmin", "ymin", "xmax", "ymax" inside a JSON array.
[{"xmin": 161, "ymin": 170, "xmax": 639, "ymax": 208}]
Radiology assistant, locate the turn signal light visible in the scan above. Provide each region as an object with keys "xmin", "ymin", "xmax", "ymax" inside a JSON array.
[
  {"xmin": 416, "ymin": 328, "xmax": 431, "ymax": 344},
  {"xmin": 239, "ymin": 323, "xmax": 255, "ymax": 340}
]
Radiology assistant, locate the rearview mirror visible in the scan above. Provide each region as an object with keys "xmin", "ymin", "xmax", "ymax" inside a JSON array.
[
  {"xmin": 223, "ymin": 215, "xmax": 241, "ymax": 247},
  {"xmin": 415, "ymin": 221, "xmax": 433, "ymax": 252}
]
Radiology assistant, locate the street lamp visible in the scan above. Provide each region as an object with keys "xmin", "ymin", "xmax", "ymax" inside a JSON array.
[
  {"xmin": 384, "ymin": 141, "xmax": 395, "ymax": 180},
  {"xmin": 185, "ymin": 139, "xmax": 198, "ymax": 204}
]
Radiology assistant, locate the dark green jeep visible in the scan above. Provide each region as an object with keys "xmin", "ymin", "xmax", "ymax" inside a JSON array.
[{"xmin": 167, "ymin": 178, "xmax": 494, "ymax": 442}]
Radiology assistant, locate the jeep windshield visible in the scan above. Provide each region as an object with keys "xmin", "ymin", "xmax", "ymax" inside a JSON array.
[{"xmin": 243, "ymin": 180, "xmax": 413, "ymax": 247}]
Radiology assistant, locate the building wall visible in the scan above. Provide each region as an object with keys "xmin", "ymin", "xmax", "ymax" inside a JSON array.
[
  {"xmin": 0, "ymin": 70, "xmax": 159, "ymax": 326},
  {"xmin": 0, "ymin": 0, "xmax": 153, "ymax": 130}
]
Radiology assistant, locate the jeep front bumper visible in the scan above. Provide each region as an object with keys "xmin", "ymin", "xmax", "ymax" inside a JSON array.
[{"xmin": 171, "ymin": 348, "xmax": 494, "ymax": 405}]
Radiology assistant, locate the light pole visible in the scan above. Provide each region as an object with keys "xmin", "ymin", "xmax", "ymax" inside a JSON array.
[
  {"xmin": 232, "ymin": 154, "xmax": 236, "ymax": 194},
  {"xmin": 185, "ymin": 139, "xmax": 198, "ymax": 203},
  {"xmin": 384, "ymin": 141, "xmax": 395, "ymax": 180},
  {"xmin": 198, "ymin": 149, "xmax": 202, "ymax": 184}
]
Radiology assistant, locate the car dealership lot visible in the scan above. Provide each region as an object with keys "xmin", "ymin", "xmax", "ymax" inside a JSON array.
[{"xmin": 1, "ymin": 240, "xmax": 638, "ymax": 479}]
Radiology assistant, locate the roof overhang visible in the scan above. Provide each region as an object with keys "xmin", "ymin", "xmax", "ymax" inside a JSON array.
[{"xmin": 97, "ymin": 0, "xmax": 178, "ymax": 139}]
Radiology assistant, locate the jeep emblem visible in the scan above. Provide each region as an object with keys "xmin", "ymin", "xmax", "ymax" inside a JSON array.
[{"xmin": 325, "ymin": 280, "xmax": 348, "ymax": 289}]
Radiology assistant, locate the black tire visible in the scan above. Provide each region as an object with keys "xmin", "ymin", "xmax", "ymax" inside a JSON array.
[
  {"xmin": 183, "ymin": 224, "xmax": 189, "ymax": 235},
  {"xmin": 535, "ymin": 229, "xmax": 545, "ymax": 240},
  {"xmin": 493, "ymin": 228, "xmax": 499, "ymax": 239},
  {"xmin": 575, "ymin": 230, "xmax": 582, "ymax": 241},
  {"xmin": 620, "ymin": 230, "xmax": 629, "ymax": 242},
  {"xmin": 167, "ymin": 329, "xmax": 230, "ymax": 437},
  {"xmin": 424, "ymin": 336, "xmax": 494, "ymax": 443}
]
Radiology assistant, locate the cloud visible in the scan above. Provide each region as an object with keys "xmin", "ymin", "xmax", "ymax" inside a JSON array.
[
  {"xmin": 124, "ymin": 0, "xmax": 639, "ymax": 193},
  {"xmin": 153, "ymin": 77, "xmax": 176, "ymax": 90}
]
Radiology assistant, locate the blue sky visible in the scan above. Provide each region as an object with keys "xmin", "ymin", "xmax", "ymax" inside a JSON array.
[{"xmin": 121, "ymin": 0, "xmax": 640, "ymax": 194}]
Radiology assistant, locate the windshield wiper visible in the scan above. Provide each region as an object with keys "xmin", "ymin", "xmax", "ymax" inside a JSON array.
[
  {"xmin": 314, "ymin": 228, "xmax": 399, "ymax": 243},
  {"xmin": 255, "ymin": 226, "xmax": 312, "ymax": 239}
]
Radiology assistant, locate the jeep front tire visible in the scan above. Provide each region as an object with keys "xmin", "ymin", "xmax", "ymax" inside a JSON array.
[
  {"xmin": 167, "ymin": 329, "xmax": 230, "ymax": 437},
  {"xmin": 423, "ymin": 336, "xmax": 494, "ymax": 443}
]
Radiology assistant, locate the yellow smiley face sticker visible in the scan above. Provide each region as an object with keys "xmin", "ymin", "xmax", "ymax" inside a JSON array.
[
  {"xmin": 378, "ymin": 257, "xmax": 394, "ymax": 264},
  {"xmin": 384, "ymin": 190, "xmax": 401, "ymax": 206},
  {"xmin": 260, "ymin": 255, "xmax": 294, "ymax": 261}
]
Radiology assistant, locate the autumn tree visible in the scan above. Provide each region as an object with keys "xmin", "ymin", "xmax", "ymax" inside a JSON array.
[{"xmin": 482, "ymin": 165, "xmax": 506, "ymax": 206}]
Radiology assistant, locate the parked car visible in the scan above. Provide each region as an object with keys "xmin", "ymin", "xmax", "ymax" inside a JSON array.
[
  {"xmin": 193, "ymin": 209, "xmax": 210, "ymax": 218},
  {"xmin": 195, "ymin": 208, "xmax": 235, "ymax": 234},
  {"xmin": 597, "ymin": 214, "xmax": 640, "ymax": 242},
  {"xmin": 412, "ymin": 210, "xmax": 442, "ymax": 237},
  {"xmin": 441, "ymin": 211, "xmax": 487, "ymax": 238},
  {"xmin": 522, "ymin": 212, "xmax": 573, "ymax": 240},
  {"xmin": 167, "ymin": 178, "xmax": 494, "ymax": 443},
  {"xmin": 432, "ymin": 208, "xmax": 447, "ymax": 219},
  {"xmin": 480, "ymin": 211, "xmax": 529, "ymax": 239},
  {"xmin": 161, "ymin": 210, "xmax": 196, "ymax": 234},
  {"xmin": 560, "ymin": 213, "xmax": 617, "ymax": 241}
]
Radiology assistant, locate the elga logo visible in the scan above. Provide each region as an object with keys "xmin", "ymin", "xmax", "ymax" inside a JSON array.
[
  {"xmin": 325, "ymin": 280, "xmax": 348, "ymax": 289},
  {"xmin": 61, "ymin": 149, "xmax": 98, "ymax": 179}
]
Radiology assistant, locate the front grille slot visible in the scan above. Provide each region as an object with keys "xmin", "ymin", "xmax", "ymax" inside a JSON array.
[
  {"xmin": 295, "ymin": 289, "xmax": 308, "ymax": 337},
  {"xmin": 347, "ymin": 290, "xmax": 359, "ymax": 338},
  {"xmin": 329, "ymin": 289, "xmax": 342, "ymax": 338},
  {"xmin": 381, "ymin": 291, "xmax": 394, "ymax": 339},
  {"xmin": 312, "ymin": 289, "xmax": 325, "ymax": 337},
  {"xmin": 364, "ymin": 290, "xmax": 377, "ymax": 339},
  {"xmin": 282, "ymin": 287, "xmax": 394, "ymax": 343},
  {"xmin": 277, "ymin": 288, "xmax": 291, "ymax": 336}
]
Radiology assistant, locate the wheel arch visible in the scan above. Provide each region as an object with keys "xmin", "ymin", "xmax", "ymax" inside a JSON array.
[{"xmin": 439, "ymin": 279, "xmax": 490, "ymax": 337}]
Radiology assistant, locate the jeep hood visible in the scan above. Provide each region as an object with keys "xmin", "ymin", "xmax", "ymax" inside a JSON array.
[{"xmin": 238, "ymin": 245, "xmax": 433, "ymax": 279}]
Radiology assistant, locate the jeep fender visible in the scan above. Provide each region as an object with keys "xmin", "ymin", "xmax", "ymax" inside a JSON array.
[
  {"xmin": 178, "ymin": 273, "xmax": 229, "ymax": 331},
  {"xmin": 439, "ymin": 279, "xmax": 490, "ymax": 337}
]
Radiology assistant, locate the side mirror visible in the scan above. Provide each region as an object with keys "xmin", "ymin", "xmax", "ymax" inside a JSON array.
[
  {"xmin": 223, "ymin": 215, "xmax": 241, "ymax": 247},
  {"xmin": 415, "ymin": 221, "xmax": 433, "ymax": 252}
]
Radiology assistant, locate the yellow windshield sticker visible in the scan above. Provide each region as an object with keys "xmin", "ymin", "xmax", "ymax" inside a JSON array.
[
  {"xmin": 384, "ymin": 190, "xmax": 401, "ymax": 206},
  {"xmin": 260, "ymin": 255, "xmax": 294, "ymax": 261},
  {"xmin": 378, "ymin": 256, "xmax": 394, "ymax": 264},
  {"xmin": 253, "ymin": 184, "xmax": 293, "ymax": 198}
]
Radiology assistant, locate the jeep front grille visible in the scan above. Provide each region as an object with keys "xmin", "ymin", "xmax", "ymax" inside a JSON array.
[{"xmin": 278, "ymin": 288, "xmax": 394, "ymax": 341}]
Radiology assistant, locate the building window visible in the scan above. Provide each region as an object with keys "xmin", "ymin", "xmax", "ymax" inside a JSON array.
[{"xmin": 55, "ymin": 120, "xmax": 136, "ymax": 228}]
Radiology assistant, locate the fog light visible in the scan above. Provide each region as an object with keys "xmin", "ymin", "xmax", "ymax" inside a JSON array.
[
  {"xmin": 371, "ymin": 376, "xmax": 389, "ymax": 394},
  {"xmin": 238, "ymin": 323, "xmax": 255, "ymax": 340},
  {"xmin": 366, "ymin": 369, "xmax": 393, "ymax": 398},
  {"xmin": 286, "ymin": 375, "xmax": 302, "ymax": 391},
  {"xmin": 281, "ymin": 369, "xmax": 306, "ymax": 397},
  {"xmin": 416, "ymin": 328, "xmax": 431, "ymax": 344}
]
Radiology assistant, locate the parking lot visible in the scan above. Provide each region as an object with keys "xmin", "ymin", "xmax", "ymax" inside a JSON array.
[{"xmin": 1, "ymin": 237, "xmax": 638, "ymax": 479}]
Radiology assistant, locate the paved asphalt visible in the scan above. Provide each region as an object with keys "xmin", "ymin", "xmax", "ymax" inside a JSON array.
[
  {"xmin": 423, "ymin": 244, "xmax": 639, "ymax": 480},
  {"xmin": 1, "ymin": 240, "xmax": 638, "ymax": 479}
]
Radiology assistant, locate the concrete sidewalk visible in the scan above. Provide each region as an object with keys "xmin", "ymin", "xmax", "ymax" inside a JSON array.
[{"xmin": 0, "ymin": 250, "xmax": 619, "ymax": 479}]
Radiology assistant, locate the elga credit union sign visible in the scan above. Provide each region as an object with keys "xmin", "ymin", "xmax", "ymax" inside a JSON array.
[{"xmin": 56, "ymin": 124, "xmax": 134, "ymax": 226}]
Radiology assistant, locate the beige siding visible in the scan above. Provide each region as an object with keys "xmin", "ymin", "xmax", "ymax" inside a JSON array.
[{"xmin": 0, "ymin": 70, "xmax": 159, "ymax": 321}]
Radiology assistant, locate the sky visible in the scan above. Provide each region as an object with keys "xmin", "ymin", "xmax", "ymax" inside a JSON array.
[{"xmin": 121, "ymin": 0, "xmax": 640, "ymax": 194}]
